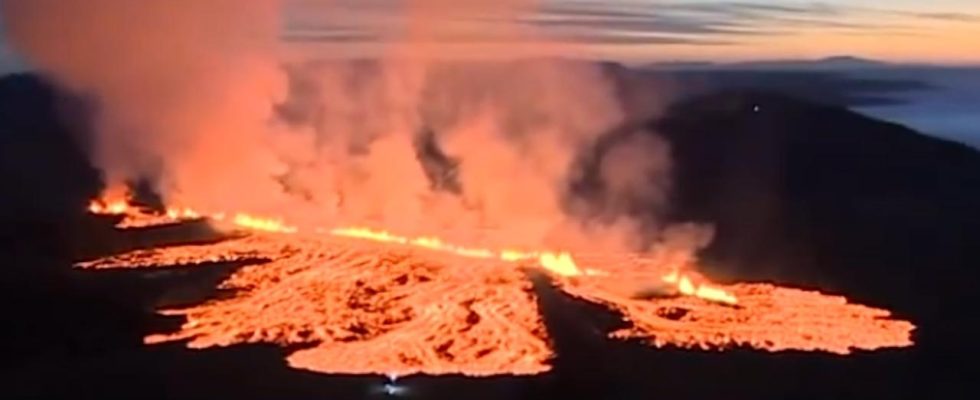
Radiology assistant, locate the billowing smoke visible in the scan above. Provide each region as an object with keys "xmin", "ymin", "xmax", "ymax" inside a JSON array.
[
  {"xmin": 2, "ymin": 0, "xmax": 704, "ymax": 253},
  {"xmin": 1, "ymin": 0, "xmax": 288, "ymax": 212}
]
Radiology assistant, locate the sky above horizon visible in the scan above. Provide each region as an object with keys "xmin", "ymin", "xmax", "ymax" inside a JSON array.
[
  {"xmin": 1, "ymin": 0, "xmax": 979, "ymax": 71},
  {"xmin": 282, "ymin": 0, "xmax": 980, "ymax": 64}
]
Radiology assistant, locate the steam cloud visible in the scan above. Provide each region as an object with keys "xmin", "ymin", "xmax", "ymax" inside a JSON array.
[{"xmin": 2, "ymin": 0, "xmax": 704, "ymax": 253}]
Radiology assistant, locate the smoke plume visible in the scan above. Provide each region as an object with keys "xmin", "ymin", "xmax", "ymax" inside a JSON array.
[{"xmin": 2, "ymin": 0, "xmax": 702, "ymax": 253}]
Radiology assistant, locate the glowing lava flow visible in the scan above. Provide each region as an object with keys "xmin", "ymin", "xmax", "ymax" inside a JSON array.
[
  {"xmin": 231, "ymin": 214, "xmax": 298, "ymax": 234},
  {"xmin": 81, "ymin": 234, "xmax": 555, "ymax": 376},
  {"xmin": 662, "ymin": 269, "xmax": 738, "ymax": 305},
  {"xmin": 86, "ymin": 188, "xmax": 297, "ymax": 233},
  {"xmin": 80, "ymin": 194, "xmax": 914, "ymax": 375},
  {"xmin": 86, "ymin": 186, "xmax": 131, "ymax": 215},
  {"xmin": 86, "ymin": 191, "xmax": 736, "ymax": 305},
  {"xmin": 330, "ymin": 228, "xmax": 584, "ymax": 280}
]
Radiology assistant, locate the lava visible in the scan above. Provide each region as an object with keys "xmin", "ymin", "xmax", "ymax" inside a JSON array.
[
  {"xmin": 85, "ymin": 234, "xmax": 553, "ymax": 376},
  {"xmin": 662, "ymin": 268, "xmax": 738, "ymax": 305},
  {"xmin": 79, "ymin": 199, "xmax": 915, "ymax": 376},
  {"xmin": 86, "ymin": 185, "xmax": 133, "ymax": 215},
  {"xmin": 557, "ymin": 268, "xmax": 914, "ymax": 354},
  {"xmin": 86, "ymin": 195, "xmax": 735, "ymax": 304},
  {"xmin": 230, "ymin": 213, "xmax": 298, "ymax": 234}
]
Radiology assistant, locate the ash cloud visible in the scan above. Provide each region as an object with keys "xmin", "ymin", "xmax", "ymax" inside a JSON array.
[{"xmin": 2, "ymin": 0, "xmax": 710, "ymax": 255}]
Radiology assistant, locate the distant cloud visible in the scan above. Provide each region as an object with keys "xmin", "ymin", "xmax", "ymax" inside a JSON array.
[
  {"xmin": 282, "ymin": 0, "xmax": 785, "ymax": 47},
  {"xmin": 528, "ymin": 5, "xmax": 751, "ymax": 36},
  {"xmin": 279, "ymin": 0, "xmax": 978, "ymax": 58},
  {"xmin": 283, "ymin": 27, "xmax": 731, "ymax": 47},
  {"xmin": 529, "ymin": 0, "xmax": 900, "ymax": 38},
  {"xmin": 653, "ymin": 1, "xmax": 843, "ymax": 17},
  {"xmin": 282, "ymin": 30, "xmax": 381, "ymax": 44},
  {"xmin": 537, "ymin": 1, "xmax": 979, "ymax": 41},
  {"xmin": 908, "ymin": 12, "xmax": 980, "ymax": 22}
]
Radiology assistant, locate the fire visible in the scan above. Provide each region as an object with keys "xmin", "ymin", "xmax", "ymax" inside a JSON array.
[
  {"xmin": 663, "ymin": 269, "xmax": 738, "ymax": 305},
  {"xmin": 537, "ymin": 252, "xmax": 581, "ymax": 277},
  {"xmin": 77, "ymin": 227, "xmax": 915, "ymax": 375},
  {"xmin": 85, "ymin": 194, "xmax": 528, "ymax": 258},
  {"xmin": 231, "ymin": 213, "xmax": 297, "ymax": 234},
  {"xmin": 78, "ymin": 195, "xmax": 915, "ymax": 374},
  {"xmin": 88, "ymin": 200, "xmax": 130, "ymax": 215},
  {"xmin": 90, "ymin": 233, "xmax": 554, "ymax": 376},
  {"xmin": 87, "ymin": 185, "xmax": 134, "ymax": 215},
  {"xmin": 166, "ymin": 207, "xmax": 201, "ymax": 220},
  {"xmin": 86, "ymin": 194, "xmax": 738, "ymax": 303},
  {"xmin": 87, "ymin": 191, "xmax": 297, "ymax": 234},
  {"xmin": 329, "ymin": 227, "xmax": 583, "ymax": 277}
]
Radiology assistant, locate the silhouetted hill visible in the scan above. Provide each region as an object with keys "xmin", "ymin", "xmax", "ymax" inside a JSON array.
[
  {"xmin": 0, "ymin": 73, "xmax": 101, "ymax": 218},
  {"xmin": 652, "ymin": 91, "xmax": 978, "ymax": 396},
  {"xmin": 570, "ymin": 88, "xmax": 978, "ymax": 398},
  {"xmin": 0, "ymin": 74, "xmax": 103, "ymax": 285},
  {"xmin": 650, "ymin": 56, "xmax": 891, "ymax": 71},
  {"xmin": 657, "ymin": 90, "xmax": 979, "ymax": 303}
]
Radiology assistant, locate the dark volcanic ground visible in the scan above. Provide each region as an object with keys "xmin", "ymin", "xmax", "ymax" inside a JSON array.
[{"xmin": 0, "ymin": 73, "xmax": 977, "ymax": 399}]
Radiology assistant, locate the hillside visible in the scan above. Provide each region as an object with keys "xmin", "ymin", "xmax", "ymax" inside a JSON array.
[{"xmin": 653, "ymin": 91, "xmax": 978, "ymax": 397}]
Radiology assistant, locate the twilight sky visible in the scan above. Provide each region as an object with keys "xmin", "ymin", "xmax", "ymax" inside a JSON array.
[
  {"xmin": 2, "ymin": 0, "xmax": 978, "ymax": 71},
  {"xmin": 283, "ymin": 0, "xmax": 980, "ymax": 63}
]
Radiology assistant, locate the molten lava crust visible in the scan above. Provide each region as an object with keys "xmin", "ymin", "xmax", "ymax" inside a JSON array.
[
  {"xmin": 84, "ymin": 235, "xmax": 552, "ymax": 375},
  {"xmin": 78, "ymin": 216, "xmax": 914, "ymax": 376},
  {"xmin": 75, "ymin": 203, "xmax": 914, "ymax": 375},
  {"xmin": 559, "ymin": 277, "xmax": 913, "ymax": 354}
]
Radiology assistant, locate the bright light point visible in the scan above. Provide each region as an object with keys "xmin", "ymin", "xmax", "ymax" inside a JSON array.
[
  {"xmin": 382, "ymin": 383, "xmax": 409, "ymax": 396},
  {"xmin": 232, "ymin": 214, "xmax": 297, "ymax": 234},
  {"xmin": 538, "ymin": 252, "xmax": 581, "ymax": 276}
]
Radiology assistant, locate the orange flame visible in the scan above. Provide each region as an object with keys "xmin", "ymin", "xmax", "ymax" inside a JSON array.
[
  {"xmin": 662, "ymin": 268, "xmax": 738, "ymax": 305},
  {"xmin": 84, "ymin": 196, "xmax": 733, "ymax": 302},
  {"xmin": 329, "ymin": 227, "xmax": 582, "ymax": 277},
  {"xmin": 78, "ymin": 229, "xmax": 913, "ymax": 366},
  {"xmin": 166, "ymin": 207, "xmax": 201, "ymax": 220},
  {"xmin": 232, "ymin": 213, "xmax": 297, "ymax": 233},
  {"xmin": 87, "ymin": 185, "xmax": 134, "ymax": 215}
]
